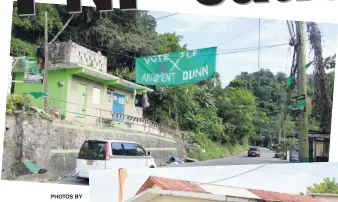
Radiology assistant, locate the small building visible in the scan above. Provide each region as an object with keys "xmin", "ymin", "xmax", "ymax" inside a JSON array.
[
  {"xmin": 12, "ymin": 41, "xmax": 153, "ymax": 126},
  {"xmin": 289, "ymin": 131, "xmax": 330, "ymax": 162},
  {"xmin": 308, "ymin": 132, "xmax": 330, "ymax": 162},
  {"xmin": 126, "ymin": 176, "xmax": 319, "ymax": 202},
  {"xmin": 308, "ymin": 193, "xmax": 338, "ymax": 202}
]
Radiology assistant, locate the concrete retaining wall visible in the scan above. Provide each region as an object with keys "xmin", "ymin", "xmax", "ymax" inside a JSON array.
[{"xmin": 2, "ymin": 113, "xmax": 186, "ymax": 180}]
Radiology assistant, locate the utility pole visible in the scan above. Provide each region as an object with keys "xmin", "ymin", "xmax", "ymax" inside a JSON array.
[
  {"xmin": 44, "ymin": 12, "xmax": 49, "ymax": 109},
  {"xmin": 295, "ymin": 21, "xmax": 309, "ymax": 163}
]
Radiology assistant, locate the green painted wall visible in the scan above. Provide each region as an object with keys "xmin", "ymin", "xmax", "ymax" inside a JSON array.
[{"xmin": 14, "ymin": 69, "xmax": 72, "ymax": 115}]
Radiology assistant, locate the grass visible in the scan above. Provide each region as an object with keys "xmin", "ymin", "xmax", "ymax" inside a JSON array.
[{"xmin": 186, "ymin": 132, "xmax": 247, "ymax": 161}]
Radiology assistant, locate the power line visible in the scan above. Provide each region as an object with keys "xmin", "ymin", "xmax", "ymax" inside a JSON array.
[
  {"xmin": 258, "ymin": 18, "xmax": 261, "ymax": 71},
  {"xmin": 155, "ymin": 12, "xmax": 179, "ymax": 20},
  {"xmin": 206, "ymin": 164, "xmax": 267, "ymax": 184},
  {"xmin": 10, "ymin": 42, "xmax": 288, "ymax": 61},
  {"xmin": 73, "ymin": 41, "xmax": 288, "ymax": 59},
  {"xmin": 162, "ymin": 164, "xmax": 267, "ymax": 190},
  {"xmin": 218, "ymin": 26, "xmax": 258, "ymax": 46}
]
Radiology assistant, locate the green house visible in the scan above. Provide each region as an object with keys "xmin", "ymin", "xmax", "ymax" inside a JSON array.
[{"xmin": 12, "ymin": 41, "xmax": 153, "ymax": 125}]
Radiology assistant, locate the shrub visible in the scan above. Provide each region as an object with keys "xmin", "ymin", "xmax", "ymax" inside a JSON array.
[{"xmin": 6, "ymin": 94, "xmax": 31, "ymax": 115}]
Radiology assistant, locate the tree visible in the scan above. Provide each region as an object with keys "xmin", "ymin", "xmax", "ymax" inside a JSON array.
[
  {"xmin": 218, "ymin": 87, "xmax": 256, "ymax": 144},
  {"xmin": 307, "ymin": 178, "xmax": 338, "ymax": 194}
]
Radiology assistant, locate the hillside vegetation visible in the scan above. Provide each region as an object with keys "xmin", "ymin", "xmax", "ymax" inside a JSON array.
[{"xmin": 11, "ymin": 4, "xmax": 335, "ymax": 159}]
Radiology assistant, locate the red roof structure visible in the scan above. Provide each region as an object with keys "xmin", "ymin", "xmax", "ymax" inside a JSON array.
[
  {"xmin": 135, "ymin": 176, "xmax": 320, "ymax": 202},
  {"xmin": 248, "ymin": 189, "xmax": 320, "ymax": 202},
  {"xmin": 136, "ymin": 176, "xmax": 207, "ymax": 195}
]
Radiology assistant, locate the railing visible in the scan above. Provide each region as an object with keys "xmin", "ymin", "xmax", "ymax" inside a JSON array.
[{"xmin": 28, "ymin": 97, "xmax": 163, "ymax": 135}]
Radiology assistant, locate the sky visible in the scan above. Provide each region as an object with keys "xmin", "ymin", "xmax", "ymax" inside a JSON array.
[
  {"xmin": 148, "ymin": 12, "xmax": 338, "ymax": 86},
  {"xmin": 117, "ymin": 162, "xmax": 338, "ymax": 201}
]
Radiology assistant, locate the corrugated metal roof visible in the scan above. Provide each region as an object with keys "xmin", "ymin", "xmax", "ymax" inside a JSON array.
[
  {"xmin": 248, "ymin": 189, "xmax": 320, "ymax": 202},
  {"xmin": 136, "ymin": 176, "xmax": 320, "ymax": 202},
  {"xmin": 136, "ymin": 176, "xmax": 207, "ymax": 195},
  {"xmin": 199, "ymin": 184, "xmax": 261, "ymax": 199}
]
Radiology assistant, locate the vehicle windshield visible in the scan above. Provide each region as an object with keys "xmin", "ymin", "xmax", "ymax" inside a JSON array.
[
  {"xmin": 78, "ymin": 141, "xmax": 106, "ymax": 160},
  {"xmin": 249, "ymin": 148, "xmax": 258, "ymax": 151}
]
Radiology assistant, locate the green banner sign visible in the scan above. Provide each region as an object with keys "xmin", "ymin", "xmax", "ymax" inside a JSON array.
[
  {"xmin": 23, "ymin": 56, "xmax": 44, "ymax": 84},
  {"xmin": 136, "ymin": 47, "xmax": 217, "ymax": 85}
]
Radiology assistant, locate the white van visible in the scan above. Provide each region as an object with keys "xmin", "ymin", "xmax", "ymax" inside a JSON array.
[{"xmin": 75, "ymin": 140, "xmax": 156, "ymax": 180}]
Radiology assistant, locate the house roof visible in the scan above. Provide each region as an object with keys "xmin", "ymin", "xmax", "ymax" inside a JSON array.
[
  {"xmin": 134, "ymin": 176, "xmax": 319, "ymax": 202},
  {"xmin": 308, "ymin": 193, "xmax": 338, "ymax": 197},
  {"xmin": 136, "ymin": 176, "xmax": 207, "ymax": 195},
  {"xmin": 248, "ymin": 189, "xmax": 319, "ymax": 202},
  {"xmin": 127, "ymin": 189, "xmax": 229, "ymax": 202}
]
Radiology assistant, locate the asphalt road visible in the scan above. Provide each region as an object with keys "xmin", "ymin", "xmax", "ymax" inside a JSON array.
[
  {"xmin": 51, "ymin": 147, "xmax": 287, "ymax": 185},
  {"xmin": 171, "ymin": 147, "xmax": 289, "ymax": 167}
]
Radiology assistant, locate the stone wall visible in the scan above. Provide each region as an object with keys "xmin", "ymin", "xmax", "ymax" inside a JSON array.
[
  {"xmin": 2, "ymin": 113, "xmax": 187, "ymax": 180},
  {"xmin": 48, "ymin": 41, "xmax": 107, "ymax": 73}
]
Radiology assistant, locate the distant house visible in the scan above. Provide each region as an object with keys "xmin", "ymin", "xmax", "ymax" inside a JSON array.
[
  {"xmin": 12, "ymin": 41, "xmax": 153, "ymax": 126},
  {"xmin": 126, "ymin": 176, "xmax": 319, "ymax": 202},
  {"xmin": 308, "ymin": 193, "xmax": 338, "ymax": 202},
  {"xmin": 291, "ymin": 131, "xmax": 330, "ymax": 162}
]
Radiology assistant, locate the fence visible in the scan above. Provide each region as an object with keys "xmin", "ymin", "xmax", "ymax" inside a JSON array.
[{"xmin": 29, "ymin": 97, "xmax": 165, "ymax": 135}]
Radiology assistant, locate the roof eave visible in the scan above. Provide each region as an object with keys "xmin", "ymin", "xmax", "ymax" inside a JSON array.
[
  {"xmin": 118, "ymin": 79, "xmax": 153, "ymax": 93},
  {"xmin": 126, "ymin": 189, "xmax": 227, "ymax": 202}
]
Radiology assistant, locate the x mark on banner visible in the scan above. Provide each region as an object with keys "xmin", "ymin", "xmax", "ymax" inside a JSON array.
[{"xmin": 169, "ymin": 59, "xmax": 181, "ymax": 71}]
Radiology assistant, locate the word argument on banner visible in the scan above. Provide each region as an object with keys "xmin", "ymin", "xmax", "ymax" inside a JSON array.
[
  {"xmin": 135, "ymin": 47, "xmax": 217, "ymax": 86},
  {"xmin": 51, "ymin": 194, "xmax": 82, "ymax": 200},
  {"xmin": 17, "ymin": 0, "xmax": 137, "ymax": 16}
]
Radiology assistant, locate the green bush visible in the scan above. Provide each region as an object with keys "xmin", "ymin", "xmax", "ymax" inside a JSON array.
[
  {"xmin": 186, "ymin": 131, "xmax": 247, "ymax": 161},
  {"xmin": 6, "ymin": 94, "xmax": 31, "ymax": 115}
]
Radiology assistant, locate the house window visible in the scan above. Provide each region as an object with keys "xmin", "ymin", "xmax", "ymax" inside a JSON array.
[
  {"xmin": 92, "ymin": 88, "xmax": 101, "ymax": 105},
  {"xmin": 107, "ymin": 87, "xmax": 114, "ymax": 95}
]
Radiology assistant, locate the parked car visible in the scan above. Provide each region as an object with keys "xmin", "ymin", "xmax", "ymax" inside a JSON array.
[
  {"xmin": 75, "ymin": 140, "xmax": 156, "ymax": 181},
  {"xmin": 247, "ymin": 148, "xmax": 260, "ymax": 157}
]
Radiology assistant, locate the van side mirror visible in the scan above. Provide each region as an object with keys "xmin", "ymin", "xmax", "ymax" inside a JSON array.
[{"xmin": 147, "ymin": 151, "xmax": 150, "ymax": 156}]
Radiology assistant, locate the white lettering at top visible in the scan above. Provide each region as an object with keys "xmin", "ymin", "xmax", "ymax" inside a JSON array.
[
  {"xmin": 180, "ymin": 49, "xmax": 198, "ymax": 58},
  {"xmin": 143, "ymin": 54, "xmax": 171, "ymax": 65},
  {"xmin": 182, "ymin": 65, "xmax": 209, "ymax": 81},
  {"xmin": 150, "ymin": 56, "xmax": 157, "ymax": 62}
]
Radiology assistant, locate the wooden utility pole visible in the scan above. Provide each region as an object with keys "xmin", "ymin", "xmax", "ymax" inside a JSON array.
[
  {"xmin": 44, "ymin": 12, "xmax": 49, "ymax": 109},
  {"xmin": 296, "ymin": 21, "xmax": 309, "ymax": 163}
]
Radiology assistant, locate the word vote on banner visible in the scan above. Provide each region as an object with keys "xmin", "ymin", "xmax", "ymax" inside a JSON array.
[{"xmin": 135, "ymin": 47, "xmax": 217, "ymax": 86}]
